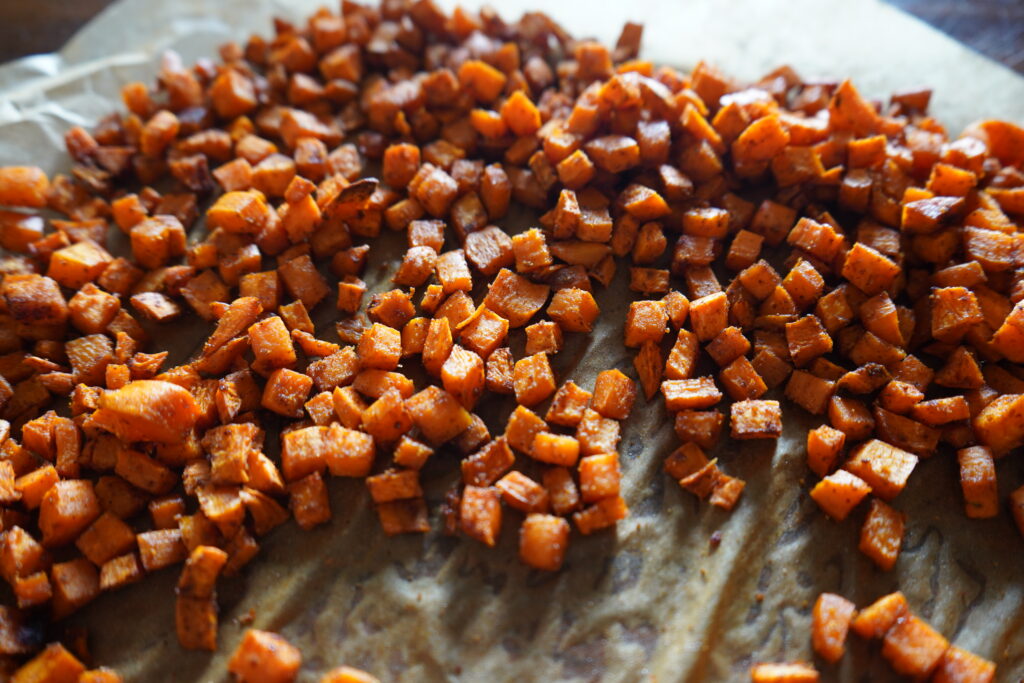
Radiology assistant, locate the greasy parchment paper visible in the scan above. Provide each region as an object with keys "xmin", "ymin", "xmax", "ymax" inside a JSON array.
[{"xmin": 2, "ymin": 1, "xmax": 1024, "ymax": 681}]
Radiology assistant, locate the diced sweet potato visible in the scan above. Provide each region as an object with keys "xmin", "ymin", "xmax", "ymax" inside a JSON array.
[
  {"xmin": 730, "ymin": 399, "xmax": 782, "ymax": 439},
  {"xmin": 932, "ymin": 646, "xmax": 996, "ymax": 683},
  {"xmin": 881, "ymin": 615, "xmax": 949, "ymax": 679},
  {"xmin": 956, "ymin": 446, "xmax": 997, "ymax": 518},
  {"xmin": 844, "ymin": 439, "xmax": 918, "ymax": 501},
  {"xmin": 859, "ymin": 497, "xmax": 905, "ymax": 571},
  {"xmin": 228, "ymin": 629, "xmax": 302, "ymax": 683},
  {"xmin": 812, "ymin": 593, "xmax": 856, "ymax": 664},
  {"xmin": 405, "ymin": 386, "xmax": 472, "ymax": 445},
  {"xmin": 810, "ymin": 470, "xmax": 871, "ymax": 521},
  {"xmin": 749, "ymin": 662, "xmax": 819, "ymax": 683},
  {"xmin": 91, "ymin": 380, "xmax": 199, "ymax": 443},
  {"xmin": 851, "ymin": 591, "xmax": 909, "ymax": 639},
  {"xmin": 513, "ymin": 353, "xmax": 556, "ymax": 407},
  {"xmin": 516, "ymin": 505, "xmax": 572, "ymax": 569},
  {"xmin": 460, "ymin": 485, "xmax": 502, "ymax": 546}
]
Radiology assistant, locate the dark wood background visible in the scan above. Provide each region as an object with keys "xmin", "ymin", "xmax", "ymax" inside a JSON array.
[{"xmin": 0, "ymin": 0, "xmax": 1021, "ymax": 74}]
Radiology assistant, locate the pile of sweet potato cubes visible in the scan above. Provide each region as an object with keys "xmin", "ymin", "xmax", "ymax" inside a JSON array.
[{"xmin": 0, "ymin": 0, "xmax": 1021, "ymax": 679}]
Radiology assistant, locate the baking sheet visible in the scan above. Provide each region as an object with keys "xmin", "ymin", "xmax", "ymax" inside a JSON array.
[{"xmin": 1, "ymin": 0, "xmax": 1023, "ymax": 681}]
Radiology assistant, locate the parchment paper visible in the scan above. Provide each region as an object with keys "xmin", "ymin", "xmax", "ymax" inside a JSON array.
[{"xmin": 1, "ymin": 1, "xmax": 1023, "ymax": 681}]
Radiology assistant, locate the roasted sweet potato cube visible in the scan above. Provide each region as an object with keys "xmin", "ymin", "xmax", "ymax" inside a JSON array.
[
  {"xmin": 851, "ymin": 591, "xmax": 909, "ymax": 639},
  {"xmin": 406, "ymin": 386, "xmax": 472, "ymax": 445},
  {"xmin": 543, "ymin": 381, "xmax": 591, "ymax": 428},
  {"xmin": 39, "ymin": 479, "xmax": 100, "ymax": 548},
  {"xmin": 440, "ymin": 345, "xmax": 485, "ymax": 410},
  {"xmin": 176, "ymin": 595, "xmax": 218, "ymax": 651},
  {"xmin": 785, "ymin": 314, "xmax": 832, "ymax": 366},
  {"xmin": 518, "ymin": 513, "xmax": 569, "ymax": 571},
  {"xmin": 248, "ymin": 316, "xmax": 296, "ymax": 370},
  {"xmin": 957, "ymin": 446, "xmax": 997, "ymax": 519},
  {"xmin": 75, "ymin": 512, "xmax": 135, "ymax": 566},
  {"xmin": 355, "ymin": 323, "xmax": 401, "ymax": 371},
  {"xmin": 2, "ymin": 274, "xmax": 68, "ymax": 326},
  {"xmin": 810, "ymin": 470, "xmax": 871, "ymax": 521},
  {"xmin": 48, "ymin": 240, "xmax": 112, "ymax": 290},
  {"xmin": 842, "ymin": 243, "xmax": 901, "ymax": 296},
  {"xmin": 529, "ymin": 432, "xmax": 579, "ymax": 468},
  {"xmin": 578, "ymin": 452, "xmax": 621, "ymax": 503},
  {"xmin": 882, "ymin": 615, "xmax": 949, "ymax": 679},
  {"xmin": 485, "ymin": 347, "xmax": 514, "ymax": 394},
  {"xmin": 828, "ymin": 395, "xmax": 874, "ymax": 439},
  {"xmin": 261, "ymin": 368, "xmax": 312, "ymax": 418},
  {"xmin": 749, "ymin": 662, "xmax": 819, "ymax": 683},
  {"xmin": 548, "ymin": 287, "xmax": 600, "ymax": 333},
  {"xmin": 624, "ymin": 300, "xmax": 668, "ymax": 347},
  {"xmin": 358, "ymin": 388, "xmax": 411, "ymax": 445},
  {"xmin": 844, "ymin": 439, "xmax": 918, "ymax": 501},
  {"xmin": 785, "ymin": 370, "xmax": 834, "ymax": 416},
  {"xmin": 278, "ymin": 254, "xmax": 329, "ymax": 310},
  {"xmin": 932, "ymin": 647, "xmax": 996, "ymax": 683},
  {"xmin": 706, "ymin": 326, "xmax": 750, "ymax": 367},
  {"xmin": 493, "ymin": 471, "xmax": 548, "ymax": 514},
  {"xmin": 575, "ymin": 408, "xmax": 620, "ymax": 456},
  {"xmin": 483, "ymin": 268, "xmax": 550, "ymax": 328},
  {"xmin": 689, "ymin": 292, "xmax": 728, "ymax": 342},
  {"xmin": 513, "ymin": 352, "xmax": 556, "ymax": 407},
  {"xmin": 573, "ymin": 495, "xmax": 629, "ymax": 535},
  {"xmin": 811, "ymin": 593, "xmax": 856, "ymax": 664},
  {"xmin": 720, "ymin": 356, "xmax": 768, "ymax": 401},
  {"xmin": 972, "ymin": 393, "xmax": 1024, "ymax": 455},
  {"xmin": 859, "ymin": 498, "xmax": 905, "ymax": 571},
  {"xmin": 460, "ymin": 485, "xmax": 502, "ymax": 546},
  {"xmin": 286, "ymin": 471, "xmax": 331, "ymax": 531},
  {"xmin": 460, "ymin": 437, "xmax": 513, "ymax": 487},
  {"xmin": 0, "ymin": 166, "xmax": 49, "ymax": 207},
  {"xmin": 931, "ymin": 286, "xmax": 983, "ymax": 343},
  {"xmin": 366, "ymin": 469, "xmax": 421, "ymax": 504},
  {"xmin": 662, "ymin": 377, "xmax": 722, "ymax": 411},
  {"xmin": 807, "ymin": 425, "xmax": 845, "ymax": 477},
  {"xmin": 227, "ymin": 629, "xmax": 302, "ymax": 683},
  {"xmin": 137, "ymin": 528, "xmax": 187, "ymax": 572},
  {"xmin": 590, "ymin": 369, "xmax": 636, "ymax": 420},
  {"xmin": 909, "ymin": 396, "xmax": 969, "ymax": 426},
  {"xmin": 730, "ymin": 399, "xmax": 782, "ymax": 439}
]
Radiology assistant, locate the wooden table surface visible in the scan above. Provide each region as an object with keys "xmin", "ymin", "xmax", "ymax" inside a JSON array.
[{"xmin": 0, "ymin": 0, "xmax": 1021, "ymax": 73}]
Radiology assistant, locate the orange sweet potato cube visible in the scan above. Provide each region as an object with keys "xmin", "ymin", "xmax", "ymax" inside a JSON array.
[
  {"xmin": 842, "ymin": 242, "xmax": 901, "ymax": 296},
  {"xmin": 518, "ymin": 513, "xmax": 569, "ymax": 571},
  {"xmin": 956, "ymin": 446, "xmax": 997, "ymax": 519},
  {"xmin": 524, "ymin": 321, "xmax": 563, "ymax": 355},
  {"xmin": 11, "ymin": 643, "xmax": 86, "ymax": 682},
  {"xmin": 851, "ymin": 591, "xmax": 909, "ymax": 639},
  {"xmin": 882, "ymin": 615, "xmax": 949, "ymax": 679},
  {"xmin": 366, "ymin": 469, "xmax": 421, "ymax": 504},
  {"xmin": 579, "ymin": 453, "xmax": 621, "ymax": 503},
  {"xmin": 591, "ymin": 369, "xmax": 636, "ymax": 420},
  {"xmin": 457, "ymin": 307, "xmax": 509, "ymax": 359},
  {"xmin": 288, "ymin": 471, "xmax": 331, "ymax": 531},
  {"xmin": 248, "ymin": 316, "xmax": 296, "ymax": 370},
  {"xmin": 138, "ymin": 529, "xmax": 188, "ymax": 572},
  {"xmin": 513, "ymin": 352, "xmax": 556, "ymax": 407},
  {"xmin": 730, "ymin": 399, "xmax": 782, "ymax": 439},
  {"xmin": 546, "ymin": 381, "xmax": 593, "ymax": 427},
  {"xmin": 261, "ymin": 368, "xmax": 312, "ymax": 418},
  {"xmin": 719, "ymin": 356, "xmax": 768, "ymax": 401},
  {"xmin": 75, "ymin": 512, "xmax": 136, "ymax": 566},
  {"xmin": 422, "ymin": 317, "xmax": 454, "ymax": 376},
  {"xmin": 575, "ymin": 408, "xmax": 621, "ymax": 456},
  {"xmin": 39, "ymin": 480, "xmax": 100, "ymax": 548},
  {"xmin": 807, "ymin": 425, "xmax": 845, "ymax": 477},
  {"xmin": 786, "ymin": 370, "xmax": 835, "ymax": 416},
  {"xmin": 662, "ymin": 377, "xmax": 722, "ymax": 411},
  {"xmin": 441, "ymin": 346, "xmax": 485, "ymax": 410},
  {"xmin": 572, "ymin": 495, "xmax": 628, "ymax": 535},
  {"xmin": 484, "ymin": 268, "xmax": 550, "ymax": 328},
  {"xmin": 859, "ymin": 497, "xmax": 905, "ymax": 571},
  {"xmin": 548, "ymin": 287, "xmax": 600, "ymax": 333},
  {"xmin": 485, "ymin": 347, "xmax": 515, "ymax": 394},
  {"xmin": 360, "ymin": 388, "xmax": 412, "ymax": 444},
  {"xmin": 460, "ymin": 485, "xmax": 502, "ymax": 546},
  {"xmin": 356, "ymin": 323, "xmax": 401, "ymax": 371},
  {"xmin": 496, "ymin": 471, "xmax": 549, "ymax": 513},
  {"xmin": 785, "ymin": 315, "xmax": 833, "ymax": 367},
  {"xmin": 844, "ymin": 439, "xmax": 918, "ymax": 501},
  {"xmin": 689, "ymin": 292, "xmax": 728, "ymax": 342},
  {"xmin": 228, "ymin": 629, "xmax": 302, "ymax": 683},
  {"xmin": 51, "ymin": 557, "xmax": 99, "ymax": 618},
  {"xmin": 810, "ymin": 470, "xmax": 871, "ymax": 521},
  {"xmin": 406, "ymin": 386, "xmax": 472, "ymax": 445},
  {"xmin": 461, "ymin": 437, "xmax": 515, "ymax": 487},
  {"xmin": 633, "ymin": 340, "xmax": 664, "ymax": 400},
  {"xmin": 543, "ymin": 467, "xmax": 581, "ymax": 516},
  {"xmin": 811, "ymin": 592, "xmax": 857, "ymax": 664},
  {"xmin": 932, "ymin": 647, "xmax": 996, "ymax": 683},
  {"xmin": 749, "ymin": 662, "xmax": 819, "ymax": 683},
  {"xmin": 624, "ymin": 300, "xmax": 669, "ymax": 347},
  {"xmin": 531, "ymin": 433, "xmax": 580, "ymax": 467}
]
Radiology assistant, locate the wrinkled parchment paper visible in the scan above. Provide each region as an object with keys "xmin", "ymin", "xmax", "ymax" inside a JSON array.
[{"xmin": 1, "ymin": 1, "xmax": 1023, "ymax": 681}]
